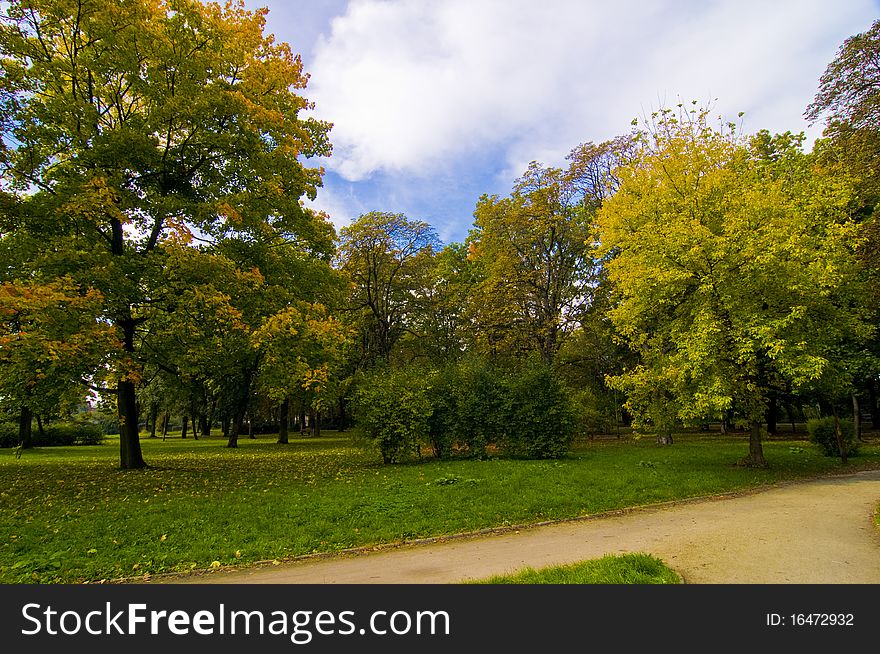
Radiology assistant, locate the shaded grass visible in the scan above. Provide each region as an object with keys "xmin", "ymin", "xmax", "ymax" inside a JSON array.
[
  {"xmin": 475, "ymin": 553, "xmax": 680, "ymax": 584},
  {"xmin": 1, "ymin": 432, "xmax": 878, "ymax": 583}
]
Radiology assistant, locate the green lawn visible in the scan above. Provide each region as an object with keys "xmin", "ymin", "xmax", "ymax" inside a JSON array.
[
  {"xmin": 2, "ymin": 432, "xmax": 878, "ymax": 583},
  {"xmin": 476, "ymin": 553, "xmax": 680, "ymax": 584}
]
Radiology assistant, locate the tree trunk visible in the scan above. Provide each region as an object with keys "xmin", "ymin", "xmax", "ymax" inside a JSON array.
[
  {"xmin": 118, "ymin": 379, "xmax": 145, "ymax": 469},
  {"xmin": 852, "ymin": 393, "xmax": 862, "ymax": 442},
  {"xmin": 18, "ymin": 405, "xmax": 33, "ymax": 450},
  {"xmin": 199, "ymin": 414, "xmax": 210, "ymax": 439},
  {"xmin": 181, "ymin": 415, "xmax": 188, "ymax": 439},
  {"xmin": 310, "ymin": 410, "xmax": 319, "ymax": 437},
  {"xmin": 36, "ymin": 414, "xmax": 45, "ymax": 437},
  {"xmin": 277, "ymin": 397, "xmax": 289, "ymax": 444},
  {"xmin": 191, "ymin": 414, "xmax": 199, "ymax": 440},
  {"xmin": 740, "ymin": 420, "xmax": 767, "ymax": 468},
  {"xmin": 161, "ymin": 413, "xmax": 169, "ymax": 441},
  {"xmin": 227, "ymin": 407, "xmax": 246, "ymax": 448},
  {"xmin": 299, "ymin": 409, "xmax": 307, "ymax": 435},
  {"xmin": 222, "ymin": 417, "xmax": 230, "ymax": 439},
  {"xmin": 832, "ymin": 406, "xmax": 848, "ymax": 465},
  {"xmin": 248, "ymin": 415, "xmax": 254, "ymax": 439},
  {"xmin": 338, "ymin": 395, "xmax": 346, "ymax": 432},
  {"xmin": 149, "ymin": 406, "xmax": 157, "ymax": 438}
]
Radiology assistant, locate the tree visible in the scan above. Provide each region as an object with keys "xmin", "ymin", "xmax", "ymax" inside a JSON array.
[
  {"xmin": 253, "ymin": 302, "xmax": 347, "ymax": 444},
  {"xmin": 337, "ymin": 212, "xmax": 438, "ymax": 364},
  {"xmin": 0, "ymin": 278, "xmax": 116, "ymax": 447},
  {"xmin": 468, "ymin": 162, "xmax": 596, "ymax": 363},
  {"xmin": 807, "ymin": 19, "xmax": 880, "ymax": 430},
  {"xmin": 0, "ymin": 0, "xmax": 332, "ymax": 467},
  {"xmin": 597, "ymin": 108, "xmax": 869, "ymax": 467}
]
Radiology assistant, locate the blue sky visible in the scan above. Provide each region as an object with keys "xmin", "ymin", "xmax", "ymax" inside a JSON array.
[{"xmin": 243, "ymin": 0, "xmax": 879, "ymax": 244}]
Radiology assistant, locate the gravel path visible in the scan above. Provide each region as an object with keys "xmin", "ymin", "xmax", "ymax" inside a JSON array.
[{"xmin": 172, "ymin": 468, "xmax": 880, "ymax": 584}]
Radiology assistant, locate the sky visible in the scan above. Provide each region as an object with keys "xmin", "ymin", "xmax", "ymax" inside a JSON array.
[{"xmin": 242, "ymin": 0, "xmax": 880, "ymax": 244}]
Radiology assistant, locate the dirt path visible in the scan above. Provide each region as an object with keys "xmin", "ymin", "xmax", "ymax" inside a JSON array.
[{"xmin": 172, "ymin": 468, "xmax": 880, "ymax": 584}]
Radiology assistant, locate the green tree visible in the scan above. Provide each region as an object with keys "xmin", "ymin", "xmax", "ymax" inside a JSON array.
[
  {"xmin": 0, "ymin": 0, "xmax": 332, "ymax": 467},
  {"xmin": 597, "ymin": 108, "xmax": 869, "ymax": 467},
  {"xmin": 807, "ymin": 18, "xmax": 880, "ymax": 430},
  {"xmin": 337, "ymin": 212, "xmax": 438, "ymax": 364}
]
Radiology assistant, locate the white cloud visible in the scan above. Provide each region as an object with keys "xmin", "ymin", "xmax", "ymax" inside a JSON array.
[
  {"xmin": 308, "ymin": 0, "xmax": 877, "ymax": 182},
  {"xmin": 304, "ymin": 181, "xmax": 360, "ymax": 232}
]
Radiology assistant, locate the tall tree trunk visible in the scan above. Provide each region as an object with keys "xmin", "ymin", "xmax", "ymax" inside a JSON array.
[
  {"xmin": 161, "ymin": 413, "xmax": 169, "ymax": 441},
  {"xmin": 36, "ymin": 414, "xmax": 45, "ymax": 437},
  {"xmin": 191, "ymin": 413, "xmax": 199, "ymax": 440},
  {"xmin": 113, "ymin": 231, "xmax": 145, "ymax": 470},
  {"xmin": 18, "ymin": 405, "xmax": 33, "ymax": 450},
  {"xmin": 277, "ymin": 397, "xmax": 289, "ymax": 444},
  {"xmin": 118, "ymin": 379, "xmax": 145, "ymax": 468},
  {"xmin": 222, "ymin": 417, "xmax": 230, "ymax": 439},
  {"xmin": 852, "ymin": 393, "xmax": 862, "ymax": 442},
  {"xmin": 299, "ymin": 409, "xmax": 307, "ymax": 435},
  {"xmin": 181, "ymin": 415, "xmax": 188, "ymax": 439},
  {"xmin": 741, "ymin": 420, "xmax": 767, "ymax": 468},
  {"xmin": 248, "ymin": 414, "xmax": 254, "ymax": 439}
]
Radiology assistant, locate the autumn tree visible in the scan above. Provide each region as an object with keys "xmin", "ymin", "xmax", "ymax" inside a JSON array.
[
  {"xmin": 337, "ymin": 212, "xmax": 439, "ymax": 365},
  {"xmin": 0, "ymin": 278, "xmax": 117, "ymax": 447},
  {"xmin": 597, "ymin": 108, "xmax": 869, "ymax": 467},
  {"xmin": 468, "ymin": 162, "xmax": 596, "ymax": 363},
  {"xmin": 0, "ymin": 0, "xmax": 332, "ymax": 467}
]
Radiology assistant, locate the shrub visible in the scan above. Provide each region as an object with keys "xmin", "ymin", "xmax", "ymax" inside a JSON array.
[
  {"xmin": 353, "ymin": 366, "xmax": 434, "ymax": 463},
  {"xmin": 807, "ymin": 417, "xmax": 858, "ymax": 458},
  {"xmin": 0, "ymin": 421, "xmax": 104, "ymax": 448},
  {"xmin": 428, "ymin": 358, "xmax": 508, "ymax": 458},
  {"xmin": 502, "ymin": 361, "xmax": 576, "ymax": 459}
]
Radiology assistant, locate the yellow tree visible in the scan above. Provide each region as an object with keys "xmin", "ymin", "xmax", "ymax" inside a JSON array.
[
  {"xmin": 0, "ymin": 0, "xmax": 332, "ymax": 467},
  {"xmin": 597, "ymin": 108, "xmax": 870, "ymax": 466}
]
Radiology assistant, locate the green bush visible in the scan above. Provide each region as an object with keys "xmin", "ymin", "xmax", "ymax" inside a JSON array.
[
  {"xmin": 807, "ymin": 417, "xmax": 858, "ymax": 457},
  {"xmin": 357, "ymin": 359, "xmax": 576, "ymax": 463},
  {"xmin": 428, "ymin": 358, "xmax": 507, "ymax": 458},
  {"xmin": 0, "ymin": 421, "xmax": 104, "ymax": 448},
  {"xmin": 354, "ymin": 366, "xmax": 434, "ymax": 463},
  {"xmin": 502, "ymin": 361, "xmax": 576, "ymax": 459}
]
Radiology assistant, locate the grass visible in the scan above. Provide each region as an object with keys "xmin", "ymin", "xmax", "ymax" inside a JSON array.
[
  {"xmin": 475, "ymin": 553, "xmax": 680, "ymax": 584},
  {"xmin": 1, "ymin": 431, "xmax": 878, "ymax": 583}
]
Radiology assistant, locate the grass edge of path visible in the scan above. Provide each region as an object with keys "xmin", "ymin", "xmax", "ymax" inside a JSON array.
[{"xmin": 138, "ymin": 463, "xmax": 880, "ymax": 585}]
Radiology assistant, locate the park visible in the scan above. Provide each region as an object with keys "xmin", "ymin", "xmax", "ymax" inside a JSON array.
[{"xmin": 1, "ymin": 1, "xmax": 879, "ymax": 587}]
